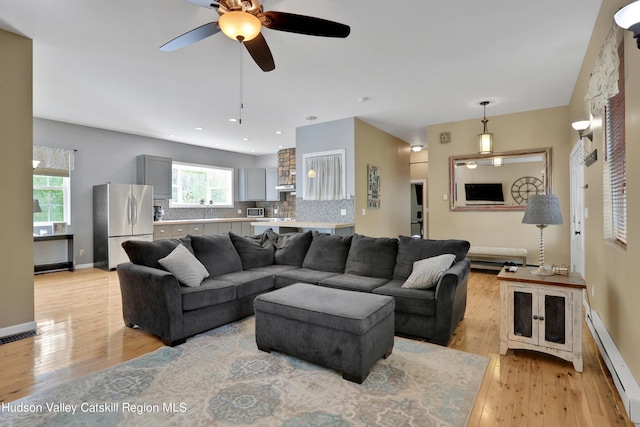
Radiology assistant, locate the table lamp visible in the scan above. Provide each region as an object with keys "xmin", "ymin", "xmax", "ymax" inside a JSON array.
[{"xmin": 522, "ymin": 194, "xmax": 563, "ymax": 276}]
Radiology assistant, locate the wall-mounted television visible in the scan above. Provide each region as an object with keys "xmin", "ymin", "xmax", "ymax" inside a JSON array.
[{"xmin": 464, "ymin": 183, "xmax": 504, "ymax": 203}]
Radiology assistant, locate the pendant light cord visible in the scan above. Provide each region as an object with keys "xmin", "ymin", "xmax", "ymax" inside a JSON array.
[{"xmin": 238, "ymin": 39, "xmax": 244, "ymax": 125}]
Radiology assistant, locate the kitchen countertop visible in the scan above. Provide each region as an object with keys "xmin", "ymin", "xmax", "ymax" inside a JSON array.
[{"xmin": 250, "ymin": 221, "xmax": 355, "ymax": 229}]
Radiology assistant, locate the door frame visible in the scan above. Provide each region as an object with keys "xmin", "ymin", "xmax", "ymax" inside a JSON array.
[
  {"xmin": 411, "ymin": 179, "xmax": 427, "ymax": 239},
  {"xmin": 569, "ymin": 141, "xmax": 586, "ymax": 277}
]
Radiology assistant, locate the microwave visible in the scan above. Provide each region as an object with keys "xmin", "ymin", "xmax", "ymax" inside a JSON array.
[{"xmin": 247, "ymin": 207, "xmax": 264, "ymax": 218}]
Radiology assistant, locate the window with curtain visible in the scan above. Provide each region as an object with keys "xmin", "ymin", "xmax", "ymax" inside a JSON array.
[
  {"xmin": 33, "ymin": 145, "xmax": 75, "ymax": 226},
  {"xmin": 303, "ymin": 150, "xmax": 346, "ymax": 200},
  {"xmin": 603, "ymin": 38, "xmax": 626, "ymax": 249}
]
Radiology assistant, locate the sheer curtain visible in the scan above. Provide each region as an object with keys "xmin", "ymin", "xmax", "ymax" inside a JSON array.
[{"xmin": 304, "ymin": 153, "xmax": 343, "ymax": 200}]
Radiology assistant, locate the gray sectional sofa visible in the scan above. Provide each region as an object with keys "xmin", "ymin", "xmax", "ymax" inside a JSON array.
[{"xmin": 117, "ymin": 230, "xmax": 471, "ymax": 346}]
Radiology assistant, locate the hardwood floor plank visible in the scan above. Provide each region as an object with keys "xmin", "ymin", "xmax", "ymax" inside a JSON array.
[{"xmin": 0, "ymin": 268, "xmax": 634, "ymax": 426}]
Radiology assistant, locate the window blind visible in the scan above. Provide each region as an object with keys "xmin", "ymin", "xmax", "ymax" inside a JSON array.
[{"xmin": 604, "ymin": 39, "xmax": 627, "ymax": 248}]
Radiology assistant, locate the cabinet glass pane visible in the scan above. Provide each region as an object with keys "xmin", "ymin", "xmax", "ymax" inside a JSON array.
[
  {"xmin": 513, "ymin": 291, "xmax": 533, "ymax": 338},
  {"xmin": 544, "ymin": 295, "xmax": 566, "ymax": 344}
]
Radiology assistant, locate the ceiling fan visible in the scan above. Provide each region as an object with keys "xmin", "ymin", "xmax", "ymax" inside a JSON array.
[{"xmin": 160, "ymin": 0, "xmax": 351, "ymax": 72}]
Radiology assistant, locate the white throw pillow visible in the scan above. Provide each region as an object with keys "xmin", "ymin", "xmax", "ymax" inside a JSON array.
[
  {"xmin": 401, "ymin": 254, "xmax": 456, "ymax": 290},
  {"xmin": 158, "ymin": 243, "xmax": 209, "ymax": 287}
]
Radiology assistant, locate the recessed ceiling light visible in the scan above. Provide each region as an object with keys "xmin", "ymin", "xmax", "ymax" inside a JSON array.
[
  {"xmin": 278, "ymin": 145, "xmax": 284, "ymax": 149},
  {"xmin": 306, "ymin": 116, "xmax": 317, "ymax": 121},
  {"xmin": 168, "ymin": 134, "xmax": 176, "ymax": 138},
  {"xmin": 228, "ymin": 118, "xmax": 238, "ymax": 122},
  {"xmin": 195, "ymin": 127, "xmax": 203, "ymax": 131},
  {"xmin": 275, "ymin": 130, "xmax": 283, "ymax": 134},
  {"xmin": 243, "ymin": 137, "xmax": 250, "ymax": 141}
]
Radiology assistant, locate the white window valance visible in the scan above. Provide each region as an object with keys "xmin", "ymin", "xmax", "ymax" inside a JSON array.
[
  {"xmin": 33, "ymin": 145, "xmax": 75, "ymax": 177},
  {"xmin": 585, "ymin": 23, "xmax": 622, "ymax": 115}
]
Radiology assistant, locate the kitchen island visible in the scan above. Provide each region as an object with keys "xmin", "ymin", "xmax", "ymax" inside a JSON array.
[{"xmin": 251, "ymin": 220, "xmax": 355, "ymax": 236}]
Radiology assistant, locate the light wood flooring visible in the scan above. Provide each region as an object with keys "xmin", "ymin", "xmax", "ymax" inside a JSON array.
[{"xmin": 0, "ymin": 268, "xmax": 633, "ymax": 426}]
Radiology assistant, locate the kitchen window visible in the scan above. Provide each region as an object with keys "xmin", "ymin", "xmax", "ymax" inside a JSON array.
[{"xmin": 171, "ymin": 161, "xmax": 234, "ymax": 207}]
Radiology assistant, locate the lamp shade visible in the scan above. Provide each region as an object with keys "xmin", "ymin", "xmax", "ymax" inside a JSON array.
[
  {"xmin": 614, "ymin": 1, "xmax": 640, "ymax": 30},
  {"xmin": 33, "ymin": 199, "xmax": 42, "ymax": 213},
  {"xmin": 522, "ymin": 194, "xmax": 563, "ymax": 226},
  {"xmin": 218, "ymin": 11, "xmax": 262, "ymax": 41},
  {"xmin": 478, "ymin": 132, "xmax": 493, "ymax": 154}
]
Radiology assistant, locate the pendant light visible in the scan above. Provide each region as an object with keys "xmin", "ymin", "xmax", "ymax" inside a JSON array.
[{"xmin": 478, "ymin": 101, "xmax": 494, "ymax": 154}]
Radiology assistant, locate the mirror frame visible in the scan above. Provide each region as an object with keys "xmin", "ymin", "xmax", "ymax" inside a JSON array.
[{"xmin": 448, "ymin": 147, "xmax": 553, "ymax": 212}]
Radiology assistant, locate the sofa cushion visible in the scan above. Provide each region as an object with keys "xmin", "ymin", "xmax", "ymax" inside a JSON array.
[
  {"xmin": 229, "ymin": 232, "xmax": 275, "ymax": 270},
  {"xmin": 373, "ymin": 280, "xmax": 436, "ymax": 316},
  {"xmin": 302, "ymin": 232, "xmax": 353, "ymax": 273},
  {"xmin": 158, "ymin": 243, "xmax": 209, "ymax": 287},
  {"xmin": 402, "ymin": 254, "xmax": 456, "ymax": 290},
  {"xmin": 274, "ymin": 268, "xmax": 341, "ymax": 288},
  {"xmin": 122, "ymin": 237, "xmax": 193, "ymax": 270},
  {"xmin": 318, "ymin": 273, "xmax": 390, "ymax": 293},
  {"xmin": 344, "ymin": 234, "xmax": 398, "ymax": 279},
  {"xmin": 180, "ymin": 279, "xmax": 236, "ymax": 311},
  {"xmin": 265, "ymin": 229, "xmax": 313, "ymax": 267},
  {"xmin": 393, "ymin": 236, "xmax": 470, "ymax": 281},
  {"xmin": 190, "ymin": 234, "xmax": 243, "ymax": 277},
  {"xmin": 213, "ymin": 269, "xmax": 275, "ymax": 299}
]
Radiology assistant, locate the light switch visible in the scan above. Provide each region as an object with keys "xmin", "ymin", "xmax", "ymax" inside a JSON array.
[
  {"xmin": 362, "ymin": 209, "xmax": 366, "ymax": 216},
  {"xmin": 443, "ymin": 194, "xmax": 448, "ymax": 201},
  {"xmin": 340, "ymin": 209, "xmax": 347, "ymax": 216}
]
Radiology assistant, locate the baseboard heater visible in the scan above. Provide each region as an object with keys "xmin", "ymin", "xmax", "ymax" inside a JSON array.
[{"xmin": 586, "ymin": 310, "xmax": 640, "ymax": 425}]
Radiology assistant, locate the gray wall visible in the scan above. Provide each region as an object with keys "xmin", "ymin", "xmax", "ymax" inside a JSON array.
[{"xmin": 34, "ymin": 118, "xmax": 262, "ymax": 267}]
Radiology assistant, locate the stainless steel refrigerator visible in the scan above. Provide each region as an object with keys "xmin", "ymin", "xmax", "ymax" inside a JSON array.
[{"xmin": 93, "ymin": 183, "xmax": 154, "ymax": 270}]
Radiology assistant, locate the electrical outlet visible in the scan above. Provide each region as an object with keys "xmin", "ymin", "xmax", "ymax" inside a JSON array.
[
  {"xmin": 79, "ymin": 249, "xmax": 85, "ymax": 256},
  {"xmin": 274, "ymin": 208, "xmax": 278, "ymax": 215},
  {"xmin": 340, "ymin": 209, "xmax": 347, "ymax": 216},
  {"xmin": 238, "ymin": 209, "xmax": 242, "ymax": 214}
]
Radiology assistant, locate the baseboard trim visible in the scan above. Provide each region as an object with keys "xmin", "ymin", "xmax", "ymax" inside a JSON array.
[
  {"xmin": 586, "ymin": 310, "xmax": 640, "ymax": 425},
  {"xmin": 0, "ymin": 321, "xmax": 37, "ymax": 340}
]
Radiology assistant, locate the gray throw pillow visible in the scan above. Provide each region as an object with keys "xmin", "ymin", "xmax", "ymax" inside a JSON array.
[
  {"xmin": 393, "ymin": 236, "xmax": 470, "ymax": 281},
  {"xmin": 121, "ymin": 236, "xmax": 193, "ymax": 270},
  {"xmin": 190, "ymin": 234, "xmax": 243, "ymax": 277},
  {"xmin": 302, "ymin": 232, "xmax": 353, "ymax": 273},
  {"xmin": 229, "ymin": 232, "xmax": 275, "ymax": 269},
  {"xmin": 158, "ymin": 243, "xmax": 209, "ymax": 287},
  {"xmin": 401, "ymin": 254, "xmax": 456, "ymax": 290},
  {"xmin": 265, "ymin": 229, "xmax": 313, "ymax": 267},
  {"xmin": 344, "ymin": 234, "xmax": 398, "ymax": 279}
]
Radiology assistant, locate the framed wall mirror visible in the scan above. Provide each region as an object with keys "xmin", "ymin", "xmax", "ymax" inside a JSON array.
[{"xmin": 449, "ymin": 147, "xmax": 552, "ymax": 211}]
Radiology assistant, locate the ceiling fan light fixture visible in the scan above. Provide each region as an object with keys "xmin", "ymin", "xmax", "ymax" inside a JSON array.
[{"xmin": 219, "ymin": 11, "xmax": 261, "ymax": 41}]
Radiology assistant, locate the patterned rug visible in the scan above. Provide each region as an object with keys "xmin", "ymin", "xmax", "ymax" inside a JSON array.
[{"xmin": 2, "ymin": 317, "xmax": 488, "ymax": 426}]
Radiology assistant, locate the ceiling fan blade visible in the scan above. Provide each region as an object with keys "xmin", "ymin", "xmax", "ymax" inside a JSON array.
[
  {"xmin": 260, "ymin": 11, "xmax": 350, "ymax": 38},
  {"xmin": 185, "ymin": 0, "xmax": 219, "ymax": 9},
  {"xmin": 160, "ymin": 22, "xmax": 221, "ymax": 52},
  {"xmin": 244, "ymin": 33, "xmax": 275, "ymax": 72}
]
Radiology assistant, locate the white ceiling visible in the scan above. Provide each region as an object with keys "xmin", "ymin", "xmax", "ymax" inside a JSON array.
[{"xmin": 0, "ymin": 0, "xmax": 602, "ymax": 155}]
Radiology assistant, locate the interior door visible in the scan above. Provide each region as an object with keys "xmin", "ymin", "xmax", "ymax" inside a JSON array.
[
  {"xmin": 410, "ymin": 180, "xmax": 427, "ymax": 238},
  {"xmin": 570, "ymin": 142, "xmax": 585, "ymax": 276}
]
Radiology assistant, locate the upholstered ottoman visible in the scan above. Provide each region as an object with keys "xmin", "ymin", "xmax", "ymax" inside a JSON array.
[{"xmin": 254, "ymin": 283, "xmax": 395, "ymax": 383}]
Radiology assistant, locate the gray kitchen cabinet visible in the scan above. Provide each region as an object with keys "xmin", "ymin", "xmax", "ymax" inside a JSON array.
[
  {"xmin": 265, "ymin": 167, "xmax": 279, "ymax": 201},
  {"xmin": 137, "ymin": 155, "xmax": 172, "ymax": 199},
  {"xmin": 238, "ymin": 168, "xmax": 266, "ymax": 201}
]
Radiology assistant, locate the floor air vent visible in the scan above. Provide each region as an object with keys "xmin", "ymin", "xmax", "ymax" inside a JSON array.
[{"xmin": 0, "ymin": 329, "xmax": 38, "ymax": 345}]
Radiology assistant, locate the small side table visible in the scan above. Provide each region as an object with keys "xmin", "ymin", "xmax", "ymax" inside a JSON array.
[
  {"xmin": 34, "ymin": 234, "xmax": 75, "ymax": 274},
  {"xmin": 498, "ymin": 267, "xmax": 586, "ymax": 372}
]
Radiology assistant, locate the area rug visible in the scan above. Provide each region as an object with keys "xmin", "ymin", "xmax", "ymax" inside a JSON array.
[{"xmin": 1, "ymin": 317, "xmax": 488, "ymax": 426}]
